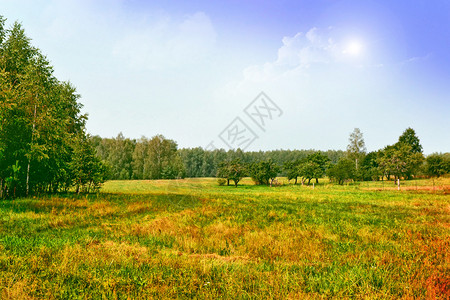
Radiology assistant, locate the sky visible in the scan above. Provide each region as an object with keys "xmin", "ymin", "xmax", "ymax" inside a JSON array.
[{"xmin": 1, "ymin": 0, "xmax": 449, "ymax": 153}]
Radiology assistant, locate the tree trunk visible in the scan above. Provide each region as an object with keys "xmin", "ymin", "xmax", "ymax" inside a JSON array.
[
  {"xmin": 26, "ymin": 104, "xmax": 37, "ymax": 197},
  {"xmin": 294, "ymin": 177, "xmax": 297, "ymax": 185},
  {"xmin": 76, "ymin": 181, "xmax": 80, "ymax": 194},
  {"xmin": 315, "ymin": 178, "xmax": 319, "ymax": 184}
]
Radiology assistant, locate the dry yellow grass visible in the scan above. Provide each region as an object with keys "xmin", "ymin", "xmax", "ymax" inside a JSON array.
[{"xmin": 0, "ymin": 177, "xmax": 448, "ymax": 299}]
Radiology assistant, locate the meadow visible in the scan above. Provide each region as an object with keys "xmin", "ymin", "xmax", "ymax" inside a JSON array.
[{"xmin": 0, "ymin": 177, "xmax": 449, "ymax": 299}]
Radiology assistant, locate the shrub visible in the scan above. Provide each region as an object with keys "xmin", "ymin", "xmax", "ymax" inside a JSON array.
[{"xmin": 217, "ymin": 178, "xmax": 227, "ymax": 186}]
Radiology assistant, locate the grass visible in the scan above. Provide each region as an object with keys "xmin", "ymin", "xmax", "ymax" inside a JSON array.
[{"xmin": 0, "ymin": 177, "xmax": 449, "ymax": 299}]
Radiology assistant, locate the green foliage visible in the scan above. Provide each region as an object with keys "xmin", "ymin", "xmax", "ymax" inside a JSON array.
[
  {"xmin": 327, "ymin": 158, "xmax": 356, "ymax": 184},
  {"xmin": 93, "ymin": 141, "xmax": 346, "ymax": 181},
  {"xmin": 0, "ymin": 16, "xmax": 105, "ymax": 198},
  {"xmin": 398, "ymin": 127, "xmax": 423, "ymax": 154},
  {"xmin": 217, "ymin": 177, "xmax": 227, "ymax": 186},
  {"xmin": 377, "ymin": 142, "xmax": 424, "ymax": 180},
  {"xmin": 360, "ymin": 151, "xmax": 381, "ymax": 181},
  {"xmin": 426, "ymin": 153, "xmax": 450, "ymax": 177},
  {"xmin": 133, "ymin": 135, "xmax": 185, "ymax": 180},
  {"xmin": 70, "ymin": 134, "xmax": 106, "ymax": 193},
  {"xmin": 283, "ymin": 160, "xmax": 302, "ymax": 184},
  {"xmin": 95, "ymin": 133, "xmax": 135, "ymax": 180},
  {"xmin": 4, "ymin": 160, "xmax": 21, "ymax": 197},
  {"xmin": 161, "ymin": 154, "xmax": 186, "ymax": 179},
  {"xmin": 299, "ymin": 152, "xmax": 330, "ymax": 185},
  {"xmin": 249, "ymin": 159, "xmax": 280, "ymax": 186},
  {"xmin": 217, "ymin": 159, "xmax": 247, "ymax": 187},
  {"xmin": 347, "ymin": 128, "xmax": 366, "ymax": 165}
]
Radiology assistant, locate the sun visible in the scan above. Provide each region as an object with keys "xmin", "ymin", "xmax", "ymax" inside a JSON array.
[{"xmin": 344, "ymin": 41, "xmax": 363, "ymax": 55}]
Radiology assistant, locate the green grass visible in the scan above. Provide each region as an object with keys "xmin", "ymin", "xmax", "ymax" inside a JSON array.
[{"xmin": 0, "ymin": 177, "xmax": 449, "ymax": 299}]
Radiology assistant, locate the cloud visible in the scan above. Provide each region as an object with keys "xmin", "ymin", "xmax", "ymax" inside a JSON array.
[
  {"xmin": 400, "ymin": 53, "xmax": 432, "ymax": 65},
  {"xmin": 277, "ymin": 27, "xmax": 338, "ymax": 66},
  {"xmin": 21, "ymin": 1, "xmax": 217, "ymax": 71},
  {"xmin": 112, "ymin": 12, "xmax": 217, "ymax": 70},
  {"xmin": 241, "ymin": 27, "xmax": 342, "ymax": 83}
]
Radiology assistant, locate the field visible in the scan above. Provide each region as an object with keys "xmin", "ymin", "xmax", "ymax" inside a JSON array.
[{"xmin": 0, "ymin": 178, "xmax": 449, "ymax": 299}]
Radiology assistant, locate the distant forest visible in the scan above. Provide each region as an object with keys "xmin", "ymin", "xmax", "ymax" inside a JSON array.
[
  {"xmin": 90, "ymin": 127, "xmax": 450, "ymax": 187},
  {"xmin": 90, "ymin": 133, "xmax": 345, "ymax": 180}
]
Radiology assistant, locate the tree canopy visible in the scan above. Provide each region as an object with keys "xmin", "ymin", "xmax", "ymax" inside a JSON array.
[
  {"xmin": 249, "ymin": 160, "xmax": 280, "ymax": 186},
  {"xmin": 217, "ymin": 159, "xmax": 246, "ymax": 187},
  {"xmin": 398, "ymin": 127, "xmax": 423, "ymax": 154},
  {"xmin": 0, "ymin": 16, "xmax": 105, "ymax": 197}
]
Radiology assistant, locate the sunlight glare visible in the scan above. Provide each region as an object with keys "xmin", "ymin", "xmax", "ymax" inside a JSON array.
[{"xmin": 345, "ymin": 41, "xmax": 363, "ymax": 55}]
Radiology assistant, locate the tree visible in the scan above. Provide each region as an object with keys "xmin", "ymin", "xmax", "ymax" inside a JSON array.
[
  {"xmin": 95, "ymin": 133, "xmax": 135, "ymax": 180},
  {"xmin": 146, "ymin": 135, "xmax": 183, "ymax": 179},
  {"xmin": 299, "ymin": 161, "xmax": 318, "ymax": 185},
  {"xmin": 70, "ymin": 134, "xmax": 107, "ymax": 194},
  {"xmin": 377, "ymin": 143, "xmax": 423, "ymax": 181},
  {"xmin": 291, "ymin": 152, "xmax": 329, "ymax": 185},
  {"xmin": 347, "ymin": 128, "xmax": 366, "ymax": 170},
  {"xmin": 161, "ymin": 154, "xmax": 185, "ymax": 179},
  {"xmin": 128, "ymin": 135, "xmax": 185, "ymax": 180},
  {"xmin": 360, "ymin": 151, "xmax": 381, "ymax": 181},
  {"xmin": 178, "ymin": 147, "xmax": 205, "ymax": 178},
  {"xmin": 249, "ymin": 160, "xmax": 280, "ymax": 186},
  {"xmin": 306, "ymin": 152, "xmax": 329, "ymax": 184},
  {"xmin": 217, "ymin": 159, "xmax": 246, "ymax": 187},
  {"xmin": 327, "ymin": 158, "xmax": 356, "ymax": 184},
  {"xmin": 426, "ymin": 153, "xmax": 450, "ymax": 178},
  {"xmin": 398, "ymin": 127, "xmax": 423, "ymax": 154},
  {"xmin": 283, "ymin": 160, "xmax": 301, "ymax": 184}
]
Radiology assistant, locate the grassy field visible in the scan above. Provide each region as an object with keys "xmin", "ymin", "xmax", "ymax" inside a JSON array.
[{"xmin": 0, "ymin": 177, "xmax": 449, "ymax": 299}]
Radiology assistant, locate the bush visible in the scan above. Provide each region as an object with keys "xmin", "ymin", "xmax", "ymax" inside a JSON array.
[{"xmin": 217, "ymin": 178, "xmax": 227, "ymax": 186}]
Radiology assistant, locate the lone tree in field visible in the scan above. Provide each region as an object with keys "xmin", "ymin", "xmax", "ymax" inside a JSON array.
[
  {"xmin": 217, "ymin": 159, "xmax": 246, "ymax": 187},
  {"xmin": 347, "ymin": 128, "xmax": 366, "ymax": 170},
  {"xmin": 249, "ymin": 160, "xmax": 280, "ymax": 186}
]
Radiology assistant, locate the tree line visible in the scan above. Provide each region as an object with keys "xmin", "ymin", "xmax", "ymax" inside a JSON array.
[
  {"xmin": 0, "ymin": 17, "xmax": 106, "ymax": 198},
  {"xmin": 216, "ymin": 128, "xmax": 450, "ymax": 186},
  {"xmin": 90, "ymin": 133, "xmax": 346, "ymax": 180},
  {"xmin": 91, "ymin": 127, "xmax": 448, "ymax": 187}
]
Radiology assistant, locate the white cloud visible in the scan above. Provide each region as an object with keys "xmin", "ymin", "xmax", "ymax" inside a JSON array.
[
  {"xmin": 279, "ymin": 28, "xmax": 338, "ymax": 66},
  {"xmin": 240, "ymin": 27, "xmax": 344, "ymax": 84}
]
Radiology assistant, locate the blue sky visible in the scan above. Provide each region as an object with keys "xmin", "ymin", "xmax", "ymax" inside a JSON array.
[{"xmin": 2, "ymin": 0, "xmax": 449, "ymax": 153}]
